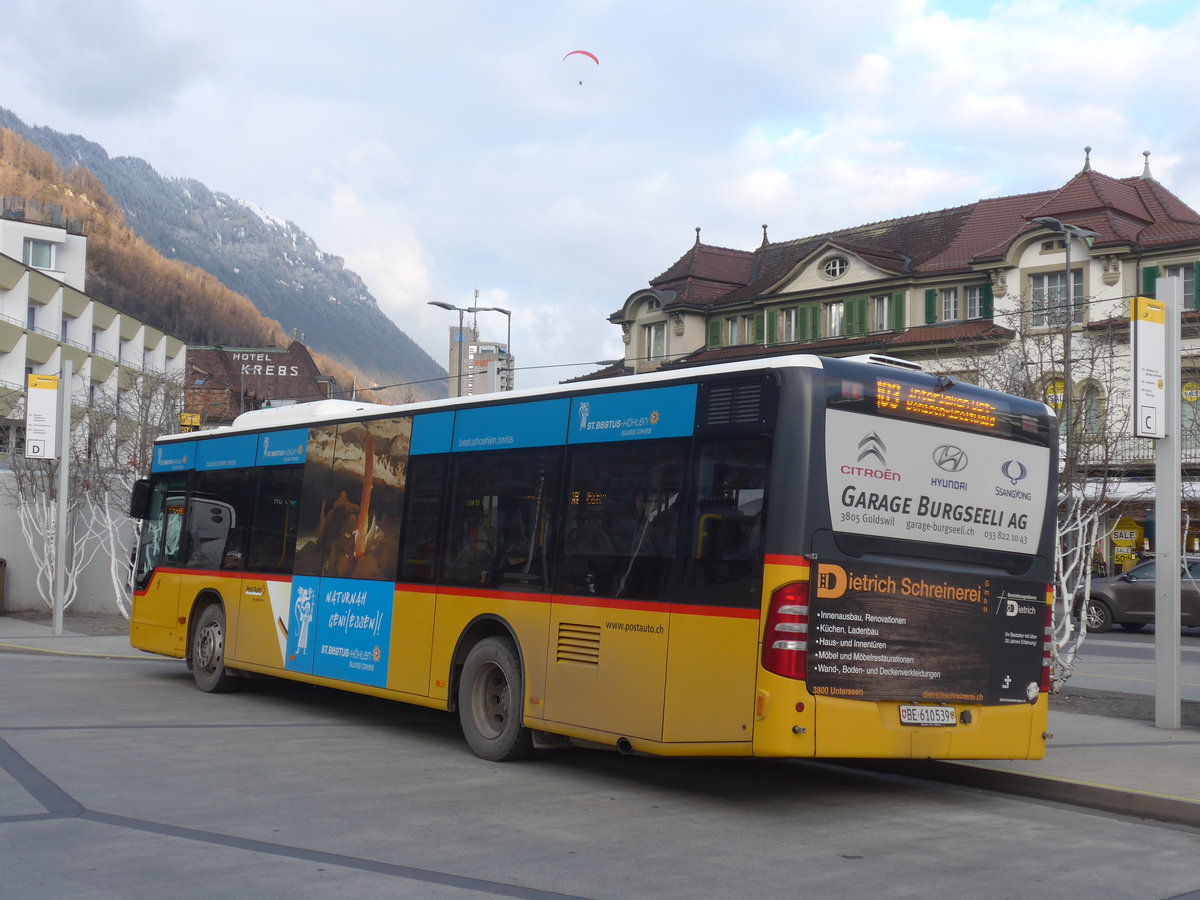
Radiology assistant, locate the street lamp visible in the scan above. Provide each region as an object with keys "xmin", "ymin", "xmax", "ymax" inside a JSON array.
[
  {"xmin": 474, "ymin": 306, "xmax": 512, "ymax": 390},
  {"xmin": 427, "ymin": 301, "xmax": 470, "ymax": 397},
  {"xmin": 1029, "ymin": 216, "xmax": 1100, "ymax": 493}
]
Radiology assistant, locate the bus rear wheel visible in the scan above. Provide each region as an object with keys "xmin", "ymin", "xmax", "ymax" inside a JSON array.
[
  {"xmin": 191, "ymin": 602, "xmax": 239, "ymax": 693},
  {"xmin": 458, "ymin": 636, "xmax": 533, "ymax": 761}
]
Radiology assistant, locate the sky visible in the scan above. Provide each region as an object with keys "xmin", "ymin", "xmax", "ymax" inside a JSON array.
[{"xmin": 2, "ymin": 0, "xmax": 1200, "ymax": 390}]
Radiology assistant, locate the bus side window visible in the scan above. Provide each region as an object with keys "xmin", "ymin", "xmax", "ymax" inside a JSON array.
[
  {"xmin": 684, "ymin": 436, "xmax": 770, "ymax": 603},
  {"xmin": 398, "ymin": 455, "xmax": 446, "ymax": 584},
  {"xmin": 441, "ymin": 448, "xmax": 561, "ymax": 589},
  {"xmin": 134, "ymin": 474, "xmax": 187, "ymax": 587},
  {"xmin": 244, "ymin": 465, "xmax": 304, "ymax": 574},
  {"xmin": 185, "ymin": 470, "xmax": 253, "ymax": 572},
  {"xmin": 557, "ymin": 439, "xmax": 688, "ymax": 600}
]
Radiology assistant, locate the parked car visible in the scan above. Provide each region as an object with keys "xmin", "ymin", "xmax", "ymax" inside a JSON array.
[{"xmin": 1076, "ymin": 557, "xmax": 1200, "ymax": 633}]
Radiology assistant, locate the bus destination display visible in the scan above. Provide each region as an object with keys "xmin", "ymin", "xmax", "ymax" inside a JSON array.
[{"xmin": 876, "ymin": 379, "xmax": 997, "ymax": 430}]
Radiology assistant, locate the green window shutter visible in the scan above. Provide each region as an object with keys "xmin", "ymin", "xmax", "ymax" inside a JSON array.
[
  {"xmin": 707, "ymin": 318, "xmax": 722, "ymax": 350},
  {"xmin": 1142, "ymin": 266, "xmax": 1159, "ymax": 298},
  {"xmin": 924, "ymin": 288, "xmax": 937, "ymax": 324},
  {"xmin": 809, "ymin": 305, "xmax": 820, "ymax": 340},
  {"xmin": 850, "ymin": 297, "xmax": 868, "ymax": 335},
  {"xmin": 981, "ymin": 281, "xmax": 994, "ymax": 318},
  {"xmin": 765, "ymin": 309, "xmax": 777, "ymax": 345},
  {"xmin": 753, "ymin": 311, "xmax": 765, "ymax": 344},
  {"xmin": 798, "ymin": 305, "xmax": 816, "ymax": 341},
  {"xmin": 1193, "ymin": 263, "xmax": 1200, "ymax": 309},
  {"xmin": 891, "ymin": 290, "xmax": 906, "ymax": 331}
]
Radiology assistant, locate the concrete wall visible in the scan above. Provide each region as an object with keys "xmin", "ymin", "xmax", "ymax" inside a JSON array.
[{"xmin": 0, "ymin": 471, "xmax": 134, "ymax": 616}]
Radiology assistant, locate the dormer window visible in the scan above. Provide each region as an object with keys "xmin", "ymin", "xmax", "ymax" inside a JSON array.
[
  {"xmin": 823, "ymin": 256, "xmax": 848, "ymax": 278},
  {"xmin": 646, "ymin": 297, "xmax": 662, "ymax": 311}
]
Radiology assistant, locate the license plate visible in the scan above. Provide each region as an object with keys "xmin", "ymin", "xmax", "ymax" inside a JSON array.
[{"xmin": 899, "ymin": 705, "xmax": 957, "ymax": 726}]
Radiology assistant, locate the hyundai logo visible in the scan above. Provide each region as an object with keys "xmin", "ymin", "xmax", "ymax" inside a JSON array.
[{"xmin": 932, "ymin": 445, "xmax": 968, "ymax": 472}]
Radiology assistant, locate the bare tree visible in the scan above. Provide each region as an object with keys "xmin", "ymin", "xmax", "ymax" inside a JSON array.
[
  {"xmin": 937, "ymin": 303, "xmax": 1133, "ymax": 688},
  {"xmin": 1, "ymin": 369, "xmax": 184, "ymax": 617}
]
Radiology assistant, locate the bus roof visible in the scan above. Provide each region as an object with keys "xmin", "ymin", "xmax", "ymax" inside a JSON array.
[{"xmin": 160, "ymin": 353, "xmax": 935, "ymax": 443}]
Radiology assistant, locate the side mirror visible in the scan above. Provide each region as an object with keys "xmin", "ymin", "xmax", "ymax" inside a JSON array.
[{"xmin": 129, "ymin": 479, "xmax": 153, "ymax": 519}]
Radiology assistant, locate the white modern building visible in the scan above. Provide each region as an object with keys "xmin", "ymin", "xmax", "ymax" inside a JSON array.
[
  {"xmin": 0, "ymin": 198, "xmax": 186, "ymax": 613},
  {"xmin": 443, "ymin": 324, "xmax": 514, "ymax": 397}
]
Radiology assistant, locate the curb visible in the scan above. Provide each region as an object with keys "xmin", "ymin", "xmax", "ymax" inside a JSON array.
[
  {"xmin": 0, "ymin": 640, "xmax": 163, "ymax": 661},
  {"xmin": 849, "ymin": 759, "xmax": 1200, "ymax": 830}
]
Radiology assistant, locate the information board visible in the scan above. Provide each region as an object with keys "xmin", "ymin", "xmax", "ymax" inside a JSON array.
[
  {"xmin": 25, "ymin": 374, "xmax": 58, "ymax": 459},
  {"xmin": 1132, "ymin": 295, "xmax": 1166, "ymax": 438}
]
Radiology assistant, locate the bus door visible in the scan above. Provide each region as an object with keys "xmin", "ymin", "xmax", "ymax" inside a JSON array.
[
  {"xmin": 662, "ymin": 435, "xmax": 769, "ymax": 744},
  {"xmin": 546, "ymin": 444, "xmax": 685, "ymax": 742},
  {"xmin": 232, "ymin": 464, "xmax": 305, "ymax": 669},
  {"xmin": 131, "ymin": 477, "xmax": 189, "ymax": 656},
  {"xmin": 172, "ymin": 468, "xmax": 254, "ymax": 658}
]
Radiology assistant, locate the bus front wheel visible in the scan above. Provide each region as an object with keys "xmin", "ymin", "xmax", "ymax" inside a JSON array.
[
  {"xmin": 191, "ymin": 602, "xmax": 239, "ymax": 693},
  {"xmin": 458, "ymin": 637, "xmax": 534, "ymax": 761}
]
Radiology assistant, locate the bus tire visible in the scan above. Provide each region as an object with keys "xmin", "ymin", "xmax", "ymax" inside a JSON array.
[
  {"xmin": 458, "ymin": 636, "xmax": 533, "ymax": 761},
  {"xmin": 191, "ymin": 602, "xmax": 239, "ymax": 693}
]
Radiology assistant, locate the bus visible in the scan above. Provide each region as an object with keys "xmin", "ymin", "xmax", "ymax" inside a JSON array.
[{"xmin": 130, "ymin": 355, "xmax": 1057, "ymax": 761}]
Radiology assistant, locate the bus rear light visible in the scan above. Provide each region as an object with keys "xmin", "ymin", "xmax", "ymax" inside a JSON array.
[
  {"xmin": 1040, "ymin": 588, "xmax": 1053, "ymax": 694},
  {"xmin": 762, "ymin": 581, "xmax": 810, "ymax": 680}
]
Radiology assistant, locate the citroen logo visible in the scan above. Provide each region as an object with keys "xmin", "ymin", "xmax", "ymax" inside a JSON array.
[
  {"xmin": 933, "ymin": 445, "xmax": 968, "ymax": 472},
  {"xmin": 857, "ymin": 432, "xmax": 887, "ymax": 465}
]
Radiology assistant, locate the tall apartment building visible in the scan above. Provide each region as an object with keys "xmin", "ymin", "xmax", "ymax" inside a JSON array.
[{"xmin": 0, "ymin": 198, "xmax": 186, "ymax": 612}]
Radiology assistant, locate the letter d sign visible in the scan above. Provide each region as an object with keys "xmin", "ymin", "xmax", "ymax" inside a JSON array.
[{"xmin": 816, "ymin": 564, "xmax": 847, "ymax": 599}]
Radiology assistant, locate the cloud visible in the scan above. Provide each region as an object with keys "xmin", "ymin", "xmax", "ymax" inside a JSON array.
[
  {"xmin": 3, "ymin": 0, "xmax": 1200, "ymax": 390},
  {"xmin": 0, "ymin": 0, "xmax": 211, "ymax": 118}
]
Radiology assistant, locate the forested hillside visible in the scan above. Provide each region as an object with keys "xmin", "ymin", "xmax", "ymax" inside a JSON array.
[
  {"xmin": 0, "ymin": 129, "xmax": 373, "ymax": 397},
  {"xmin": 0, "ymin": 108, "xmax": 446, "ymax": 400}
]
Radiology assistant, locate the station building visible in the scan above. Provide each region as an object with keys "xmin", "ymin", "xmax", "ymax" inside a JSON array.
[{"xmin": 605, "ymin": 151, "xmax": 1200, "ymax": 570}]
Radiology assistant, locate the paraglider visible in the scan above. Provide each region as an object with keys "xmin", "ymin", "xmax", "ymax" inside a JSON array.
[{"xmin": 563, "ymin": 49, "xmax": 598, "ymax": 84}]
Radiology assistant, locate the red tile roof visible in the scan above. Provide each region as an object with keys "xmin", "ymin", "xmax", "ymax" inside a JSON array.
[{"xmin": 631, "ymin": 167, "xmax": 1200, "ymax": 318}]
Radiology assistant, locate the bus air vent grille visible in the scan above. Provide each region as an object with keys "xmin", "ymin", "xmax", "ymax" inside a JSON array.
[
  {"xmin": 556, "ymin": 622, "xmax": 601, "ymax": 665},
  {"xmin": 702, "ymin": 381, "xmax": 764, "ymax": 426}
]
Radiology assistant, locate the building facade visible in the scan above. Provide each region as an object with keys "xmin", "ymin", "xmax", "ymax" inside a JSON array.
[
  {"xmin": 443, "ymin": 324, "xmax": 514, "ymax": 397},
  {"xmin": 0, "ymin": 199, "xmax": 186, "ymax": 612},
  {"xmin": 607, "ymin": 152, "xmax": 1200, "ymax": 570},
  {"xmin": 186, "ymin": 342, "xmax": 337, "ymax": 427}
]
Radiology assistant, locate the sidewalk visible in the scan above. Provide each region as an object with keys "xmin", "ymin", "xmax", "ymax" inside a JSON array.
[{"xmin": 2, "ymin": 613, "xmax": 1197, "ymax": 827}]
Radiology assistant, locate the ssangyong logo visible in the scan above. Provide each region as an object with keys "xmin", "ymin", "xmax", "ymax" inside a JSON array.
[
  {"xmin": 1002, "ymin": 459, "xmax": 1028, "ymax": 485},
  {"xmin": 932, "ymin": 444, "xmax": 968, "ymax": 472},
  {"xmin": 857, "ymin": 432, "xmax": 887, "ymax": 465}
]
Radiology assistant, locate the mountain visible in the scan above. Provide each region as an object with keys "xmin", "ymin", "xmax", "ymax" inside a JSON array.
[{"xmin": 0, "ymin": 108, "xmax": 447, "ymax": 400}]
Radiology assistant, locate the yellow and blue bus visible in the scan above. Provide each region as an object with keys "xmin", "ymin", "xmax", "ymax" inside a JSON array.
[{"xmin": 130, "ymin": 355, "xmax": 1056, "ymax": 761}]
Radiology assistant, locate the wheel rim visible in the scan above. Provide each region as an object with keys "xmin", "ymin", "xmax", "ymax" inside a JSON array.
[
  {"xmin": 196, "ymin": 621, "xmax": 223, "ymax": 672},
  {"xmin": 1086, "ymin": 603, "xmax": 1104, "ymax": 631},
  {"xmin": 469, "ymin": 660, "xmax": 509, "ymax": 740}
]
